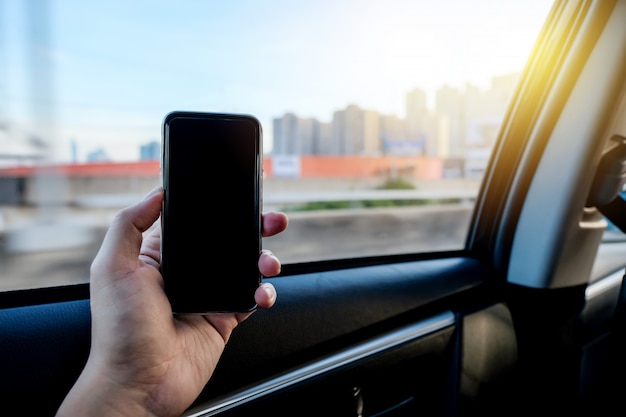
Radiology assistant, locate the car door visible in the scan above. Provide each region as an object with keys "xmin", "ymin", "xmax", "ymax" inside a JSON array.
[{"xmin": 2, "ymin": 1, "xmax": 626, "ymax": 416}]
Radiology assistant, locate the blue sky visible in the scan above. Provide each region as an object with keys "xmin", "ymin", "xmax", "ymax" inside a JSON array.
[{"xmin": 2, "ymin": 0, "xmax": 554, "ymax": 161}]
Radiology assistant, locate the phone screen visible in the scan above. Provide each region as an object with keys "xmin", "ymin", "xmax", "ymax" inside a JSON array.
[{"xmin": 161, "ymin": 111, "xmax": 262, "ymax": 313}]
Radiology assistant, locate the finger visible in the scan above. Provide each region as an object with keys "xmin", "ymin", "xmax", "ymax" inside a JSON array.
[
  {"xmin": 255, "ymin": 282, "xmax": 277, "ymax": 309},
  {"xmin": 139, "ymin": 225, "xmax": 161, "ymax": 269},
  {"xmin": 92, "ymin": 187, "xmax": 163, "ymax": 275},
  {"xmin": 259, "ymin": 249, "xmax": 281, "ymax": 277},
  {"xmin": 261, "ymin": 212, "xmax": 288, "ymax": 237},
  {"xmin": 232, "ymin": 283, "xmax": 277, "ymax": 326}
]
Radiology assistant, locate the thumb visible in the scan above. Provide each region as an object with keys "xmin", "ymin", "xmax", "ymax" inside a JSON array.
[{"xmin": 91, "ymin": 187, "xmax": 164, "ymax": 278}]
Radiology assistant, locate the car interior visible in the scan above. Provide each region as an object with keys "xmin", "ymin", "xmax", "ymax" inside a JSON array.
[{"xmin": 2, "ymin": 1, "xmax": 626, "ymax": 416}]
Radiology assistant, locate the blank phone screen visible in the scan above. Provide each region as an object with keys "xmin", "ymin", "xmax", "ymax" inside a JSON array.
[{"xmin": 161, "ymin": 112, "xmax": 262, "ymax": 313}]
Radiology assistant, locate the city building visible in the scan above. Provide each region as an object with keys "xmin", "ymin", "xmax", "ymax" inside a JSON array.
[{"xmin": 140, "ymin": 140, "xmax": 160, "ymax": 161}]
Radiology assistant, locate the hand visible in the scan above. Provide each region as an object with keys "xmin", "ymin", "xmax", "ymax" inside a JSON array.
[{"xmin": 56, "ymin": 186, "xmax": 289, "ymax": 417}]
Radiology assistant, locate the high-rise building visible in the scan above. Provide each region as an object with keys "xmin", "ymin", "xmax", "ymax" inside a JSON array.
[
  {"xmin": 379, "ymin": 114, "xmax": 420, "ymax": 155},
  {"xmin": 317, "ymin": 121, "xmax": 333, "ymax": 155},
  {"xmin": 296, "ymin": 117, "xmax": 318, "ymax": 155},
  {"xmin": 140, "ymin": 140, "xmax": 160, "ymax": 160},
  {"xmin": 86, "ymin": 148, "xmax": 110, "ymax": 163},
  {"xmin": 332, "ymin": 105, "xmax": 380, "ymax": 155},
  {"xmin": 272, "ymin": 113, "xmax": 322, "ymax": 156},
  {"xmin": 272, "ymin": 113, "xmax": 298, "ymax": 155},
  {"xmin": 405, "ymin": 87, "xmax": 428, "ymax": 140},
  {"xmin": 270, "ymin": 73, "xmax": 519, "ymax": 160},
  {"xmin": 435, "ymin": 85, "xmax": 464, "ymax": 158}
]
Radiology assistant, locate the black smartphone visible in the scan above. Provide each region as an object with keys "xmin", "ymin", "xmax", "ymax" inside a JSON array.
[{"xmin": 161, "ymin": 111, "xmax": 263, "ymax": 314}]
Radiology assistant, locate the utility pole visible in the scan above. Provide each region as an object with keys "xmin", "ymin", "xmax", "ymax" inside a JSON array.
[{"xmin": 6, "ymin": 0, "xmax": 89, "ymax": 254}]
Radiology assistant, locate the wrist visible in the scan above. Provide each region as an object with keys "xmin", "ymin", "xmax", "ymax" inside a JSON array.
[{"xmin": 56, "ymin": 360, "xmax": 163, "ymax": 417}]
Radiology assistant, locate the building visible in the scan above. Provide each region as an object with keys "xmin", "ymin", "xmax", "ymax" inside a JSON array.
[
  {"xmin": 140, "ymin": 140, "xmax": 160, "ymax": 161},
  {"xmin": 269, "ymin": 74, "xmax": 520, "ymax": 176},
  {"xmin": 405, "ymin": 87, "xmax": 428, "ymax": 141},
  {"xmin": 332, "ymin": 105, "xmax": 380, "ymax": 155},
  {"xmin": 435, "ymin": 85, "xmax": 464, "ymax": 158},
  {"xmin": 273, "ymin": 113, "xmax": 322, "ymax": 155},
  {"xmin": 86, "ymin": 148, "xmax": 110, "ymax": 163}
]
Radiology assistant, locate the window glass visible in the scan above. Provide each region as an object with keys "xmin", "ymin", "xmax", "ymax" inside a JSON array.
[{"xmin": 0, "ymin": 0, "xmax": 553, "ymax": 291}]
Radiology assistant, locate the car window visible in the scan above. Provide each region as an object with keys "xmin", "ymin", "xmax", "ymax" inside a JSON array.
[{"xmin": 0, "ymin": 0, "xmax": 554, "ymax": 291}]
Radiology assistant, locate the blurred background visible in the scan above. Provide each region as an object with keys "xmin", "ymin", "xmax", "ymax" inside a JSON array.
[{"xmin": 0, "ymin": 0, "xmax": 554, "ymax": 291}]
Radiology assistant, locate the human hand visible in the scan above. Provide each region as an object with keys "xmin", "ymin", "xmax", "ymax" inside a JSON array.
[{"xmin": 56, "ymin": 186, "xmax": 288, "ymax": 417}]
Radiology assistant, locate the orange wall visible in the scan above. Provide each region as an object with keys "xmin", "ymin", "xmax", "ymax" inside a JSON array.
[
  {"xmin": 0, "ymin": 161, "xmax": 160, "ymax": 177},
  {"xmin": 1, "ymin": 156, "xmax": 443, "ymax": 179},
  {"xmin": 264, "ymin": 155, "xmax": 443, "ymax": 179}
]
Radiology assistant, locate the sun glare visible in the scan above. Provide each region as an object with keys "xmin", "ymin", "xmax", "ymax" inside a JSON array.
[
  {"xmin": 346, "ymin": 1, "xmax": 555, "ymax": 115},
  {"xmin": 2, "ymin": 0, "xmax": 555, "ymax": 161}
]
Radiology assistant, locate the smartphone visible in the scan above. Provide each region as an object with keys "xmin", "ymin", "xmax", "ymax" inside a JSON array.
[{"xmin": 161, "ymin": 111, "xmax": 263, "ymax": 314}]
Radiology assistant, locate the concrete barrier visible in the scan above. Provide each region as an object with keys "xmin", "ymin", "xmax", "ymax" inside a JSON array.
[
  {"xmin": 266, "ymin": 204, "xmax": 474, "ymax": 263},
  {"xmin": 0, "ymin": 204, "xmax": 474, "ymax": 291}
]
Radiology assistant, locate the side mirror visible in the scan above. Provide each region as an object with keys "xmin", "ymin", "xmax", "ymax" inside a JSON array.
[{"xmin": 588, "ymin": 135, "xmax": 626, "ymax": 233}]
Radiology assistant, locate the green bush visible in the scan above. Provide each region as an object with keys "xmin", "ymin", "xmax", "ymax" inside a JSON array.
[
  {"xmin": 284, "ymin": 178, "xmax": 462, "ymax": 212},
  {"xmin": 287, "ymin": 177, "xmax": 420, "ymax": 211},
  {"xmin": 376, "ymin": 178, "xmax": 416, "ymax": 190}
]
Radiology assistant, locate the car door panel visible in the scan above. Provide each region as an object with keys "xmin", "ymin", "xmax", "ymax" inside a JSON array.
[
  {"xmin": 0, "ymin": 257, "xmax": 487, "ymax": 415},
  {"xmin": 194, "ymin": 257, "xmax": 486, "ymax": 397},
  {"xmin": 0, "ymin": 299, "xmax": 90, "ymax": 415},
  {"xmin": 192, "ymin": 312, "xmax": 457, "ymax": 417}
]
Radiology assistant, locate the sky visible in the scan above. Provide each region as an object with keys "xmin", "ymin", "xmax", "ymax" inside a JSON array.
[{"xmin": 1, "ymin": 0, "xmax": 555, "ymax": 162}]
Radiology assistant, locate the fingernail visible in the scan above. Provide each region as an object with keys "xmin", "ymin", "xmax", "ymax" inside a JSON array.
[
  {"xmin": 144, "ymin": 186, "xmax": 163, "ymax": 200},
  {"xmin": 263, "ymin": 284, "xmax": 277, "ymax": 303},
  {"xmin": 267, "ymin": 252, "xmax": 281, "ymax": 274}
]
